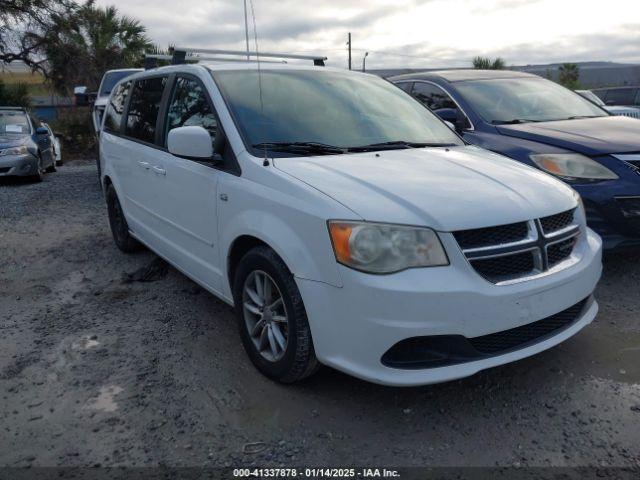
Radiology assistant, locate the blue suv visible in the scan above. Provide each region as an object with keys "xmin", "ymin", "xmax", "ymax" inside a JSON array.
[
  {"xmin": 390, "ymin": 70, "xmax": 640, "ymax": 250},
  {"xmin": 0, "ymin": 107, "xmax": 56, "ymax": 182}
]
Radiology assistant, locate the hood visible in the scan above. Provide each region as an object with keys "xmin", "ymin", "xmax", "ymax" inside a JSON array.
[
  {"xmin": 497, "ymin": 116, "xmax": 640, "ymax": 155},
  {"xmin": 0, "ymin": 134, "xmax": 28, "ymax": 150},
  {"xmin": 274, "ymin": 146, "xmax": 577, "ymax": 232}
]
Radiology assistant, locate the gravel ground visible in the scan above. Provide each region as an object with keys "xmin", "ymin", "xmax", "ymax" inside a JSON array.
[{"xmin": 0, "ymin": 162, "xmax": 639, "ymax": 469}]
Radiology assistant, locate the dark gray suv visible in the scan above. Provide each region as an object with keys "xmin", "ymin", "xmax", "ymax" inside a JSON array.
[{"xmin": 0, "ymin": 107, "xmax": 56, "ymax": 181}]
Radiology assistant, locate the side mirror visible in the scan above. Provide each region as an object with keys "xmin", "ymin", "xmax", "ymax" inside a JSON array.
[
  {"xmin": 435, "ymin": 107, "xmax": 469, "ymax": 132},
  {"xmin": 434, "ymin": 108, "xmax": 458, "ymax": 124},
  {"xmin": 36, "ymin": 127, "xmax": 49, "ymax": 135},
  {"xmin": 168, "ymin": 126, "xmax": 219, "ymax": 161}
]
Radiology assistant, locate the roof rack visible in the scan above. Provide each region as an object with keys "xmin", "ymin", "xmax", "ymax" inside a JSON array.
[{"xmin": 170, "ymin": 47, "xmax": 327, "ymax": 66}]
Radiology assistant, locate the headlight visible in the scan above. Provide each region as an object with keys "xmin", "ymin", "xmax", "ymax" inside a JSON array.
[
  {"xmin": 0, "ymin": 145, "xmax": 28, "ymax": 156},
  {"xmin": 530, "ymin": 153, "xmax": 618, "ymax": 182},
  {"xmin": 328, "ymin": 221, "xmax": 449, "ymax": 274}
]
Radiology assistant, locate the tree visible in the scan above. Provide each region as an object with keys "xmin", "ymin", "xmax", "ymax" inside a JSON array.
[
  {"xmin": 0, "ymin": 0, "xmax": 74, "ymax": 70},
  {"xmin": 27, "ymin": 1, "xmax": 152, "ymax": 94},
  {"xmin": 558, "ymin": 63, "xmax": 580, "ymax": 89},
  {"xmin": 472, "ymin": 56, "xmax": 505, "ymax": 70}
]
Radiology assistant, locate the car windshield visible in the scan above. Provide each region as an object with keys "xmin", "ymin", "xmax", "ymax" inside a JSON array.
[
  {"xmin": 577, "ymin": 90, "xmax": 605, "ymax": 106},
  {"xmin": 212, "ymin": 69, "xmax": 463, "ymax": 155},
  {"xmin": 455, "ymin": 77, "xmax": 608, "ymax": 124},
  {"xmin": 99, "ymin": 71, "xmax": 137, "ymax": 96},
  {"xmin": 0, "ymin": 112, "xmax": 30, "ymax": 135}
]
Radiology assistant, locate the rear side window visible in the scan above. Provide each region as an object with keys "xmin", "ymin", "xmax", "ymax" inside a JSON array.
[
  {"xmin": 125, "ymin": 77, "xmax": 167, "ymax": 144},
  {"xmin": 104, "ymin": 81, "xmax": 131, "ymax": 133},
  {"xmin": 603, "ymin": 88, "xmax": 637, "ymax": 106},
  {"xmin": 165, "ymin": 76, "xmax": 217, "ymax": 145},
  {"xmin": 411, "ymin": 82, "xmax": 457, "ymax": 110}
]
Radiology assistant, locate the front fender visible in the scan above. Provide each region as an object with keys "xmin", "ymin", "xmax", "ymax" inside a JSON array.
[{"xmin": 220, "ymin": 209, "xmax": 344, "ymax": 297}]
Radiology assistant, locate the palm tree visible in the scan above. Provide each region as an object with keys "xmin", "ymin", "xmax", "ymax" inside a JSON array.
[
  {"xmin": 32, "ymin": 0, "xmax": 152, "ymax": 94},
  {"xmin": 472, "ymin": 56, "xmax": 506, "ymax": 70},
  {"xmin": 558, "ymin": 63, "xmax": 580, "ymax": 89}
]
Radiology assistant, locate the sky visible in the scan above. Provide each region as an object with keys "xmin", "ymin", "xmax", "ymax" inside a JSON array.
[{"xmin": 95, "ymin": 0, "xmax": 640, "ymax": 70}]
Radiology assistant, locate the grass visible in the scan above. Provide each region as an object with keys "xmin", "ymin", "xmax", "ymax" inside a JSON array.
[{"xmin": 0, "ymin": 70, "xmax": 52, "ymax": 96}]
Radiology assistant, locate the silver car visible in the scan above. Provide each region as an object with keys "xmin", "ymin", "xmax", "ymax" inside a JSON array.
[{"xmin": 0, "ymin": 107, "xmax": 56, "ymax": 181}]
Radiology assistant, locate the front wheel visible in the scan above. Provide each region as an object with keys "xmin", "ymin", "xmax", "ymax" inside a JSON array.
[
  {"xmin": 233, "ymin": 246, "xmax": 320, "ymax": 383},
  {"xmin": 29, "ymin": 156, "xmax": 44, "ymax": 182}
]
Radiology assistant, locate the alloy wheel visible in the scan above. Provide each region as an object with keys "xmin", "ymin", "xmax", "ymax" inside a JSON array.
[{"xmin": 242, "ymin": 270, "xmax": 289, "ymax": 362}]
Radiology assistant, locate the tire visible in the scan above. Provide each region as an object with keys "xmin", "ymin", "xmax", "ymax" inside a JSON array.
[
  {"xmin": 233, "ymin": 246, "xmax": 320, "ymax": 383},
  {"xmin": 45, "ymin": 156, "xmax": 56, "ymax": 173},
  {"xmin": 106, "ymin": 184, "xmax": 141, "ymax": 253},
  {"xmin": 96, "ymin": 143, "xmax": 101, "ymax": 179},
  {"xmin": 29, "ymin": 156, "xmax": 44, "ymax": 182}
]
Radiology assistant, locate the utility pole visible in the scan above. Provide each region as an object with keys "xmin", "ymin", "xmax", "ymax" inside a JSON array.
[
  {"xmin": 362, "ymin": 52, "xmax": 369, "ymax": 72},
  {"xmin": 347, "ymin": 32, "xmax": 352, "ymax": 70},
  {"xmin": 243, "ymin": 0, "xmax": 250, "ymax": 60}
]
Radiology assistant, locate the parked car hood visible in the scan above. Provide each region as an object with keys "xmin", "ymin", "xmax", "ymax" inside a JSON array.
[
  {"xmin": 0, "ymin": 134, "xmax": 29, "ymax": 149},
  {"xmin": 496, "ymin": 116, "xmax": 640, "ymax": 155},
  {"xmin": 274, "ymin": 146, "xmax": 577, "ymax": 231}
]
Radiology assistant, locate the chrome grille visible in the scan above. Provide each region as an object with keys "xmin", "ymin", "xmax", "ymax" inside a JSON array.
[
  {"xmin": 454, "ymin": 209, "xmax": 580, "ymax": 284},
  {"xmin": 540, "ymin": 209, "xmax": 575, "ymax": 234},
  {"xmin": 614, "ymin": 111, "xmax": 640, "ymax": 119},
  {"xmin": 453, "ymin": 222, "xmax": 528, "ymax": 249}
]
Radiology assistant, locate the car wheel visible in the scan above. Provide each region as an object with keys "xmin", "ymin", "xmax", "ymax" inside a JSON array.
[
  {"xmin": 96, "ymin": 144, "xmax": 101, "ymax": 179},
  {"xmin": 29, "ymin": 156, "xmax": 44, "ymax": 182},
  {"xmin": 106, "ymin": 184, "xmax": 141, "ymax": 253},
  {"xmin": 45, "ymin": 156, "xmax": 56, "ymax": 173},
  {"xmin": 233, "ymin": 246, "xmax": 320, "ymax": 383}
]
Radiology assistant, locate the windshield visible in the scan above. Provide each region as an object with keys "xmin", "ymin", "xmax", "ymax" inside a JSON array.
[
  {"xmin": 99, "ymin": 71, "xmax": 138, "ymax": 96},
  {"xmin": 212, "ymin": 69, "xmax": 463, "ymax": 155},
  {"xmin": 455, "ymin": 77, "xmax": 607, "ymax": 124},
  {"xmin": 0, "ymin": 112, "xmax": 30, "ymax": 135},
  {"xmin": 577, "ymin": 90, "xmax": 605, "ymax": 106}
]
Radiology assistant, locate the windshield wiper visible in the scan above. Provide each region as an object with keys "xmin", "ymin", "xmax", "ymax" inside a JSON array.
[
  {"xmin": 491, "ymin": 119, "xmax": 540, "ymax": 125},
  {"xmin": 252, "ymin": 141, "xmax": 346, "ymax": 155},
  {"xmin": 564, "ymin": 115, "xmax": 601, "ymax": 120},
  {"xmin": 346, "ymin": 141, "xmax": 458, "ymax": 152}
]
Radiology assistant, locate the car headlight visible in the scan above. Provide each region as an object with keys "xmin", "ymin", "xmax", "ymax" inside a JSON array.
[
  {"xmin": 328, "ymin": 221, "xmax": 449, "ymax": 274},
  {"xmin": 0, "ymin": 145, "xmax": 28, "ymax": 156},
  {"xmin": 530, "ymin": 153, "xmax": 618, "ymax": 182}
]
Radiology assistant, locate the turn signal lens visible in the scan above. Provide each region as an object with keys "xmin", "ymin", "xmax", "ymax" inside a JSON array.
[{"xmin": 328, "ymin": 221, "xmax": 449, "ymax": 274}]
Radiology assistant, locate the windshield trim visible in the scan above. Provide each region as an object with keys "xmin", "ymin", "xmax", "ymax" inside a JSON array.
[
  {"xmin": 455, "ymin": 77, "xmax": 609, "ymax": 125},
  {"xmin": 211, "ymin": 69, "xmax": 465, "ymax": 159}
]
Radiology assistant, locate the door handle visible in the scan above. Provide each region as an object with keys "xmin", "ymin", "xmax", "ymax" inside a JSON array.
[
  {"xmin": 152, "ymin": 166, "xmax": 166, "ymax": 175},
  {"xmin": 138, "ymin": 161, "xmax": 150, "ymax": 170}
]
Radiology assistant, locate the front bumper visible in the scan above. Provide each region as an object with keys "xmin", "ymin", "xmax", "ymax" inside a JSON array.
[
  {"xmin": 575, "ymin": 157, "xmax": 640, "ymax": 250},
  {"xmin": 297, "ymin": 228, "xmax": 602, "ymax": 386},
  {"xmin": 0, "ymin": 153, "xmax": 39, "ymax": 177}
]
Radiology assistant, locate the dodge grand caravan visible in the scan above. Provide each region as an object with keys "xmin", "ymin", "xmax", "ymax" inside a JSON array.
[{"xmin": 100, "ymin": 56, "xmax": 602, "ymax": 386}]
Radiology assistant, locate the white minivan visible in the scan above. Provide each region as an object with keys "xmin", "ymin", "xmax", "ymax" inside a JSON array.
[{"xmin": 100, "ymin": 55, "xmax": 603, "ymax": 386}]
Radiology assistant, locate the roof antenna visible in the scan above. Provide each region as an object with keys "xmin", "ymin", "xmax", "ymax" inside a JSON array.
[{"xmin": 248, "ymin": 0, "xmax": 269, "ymax": 166}]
